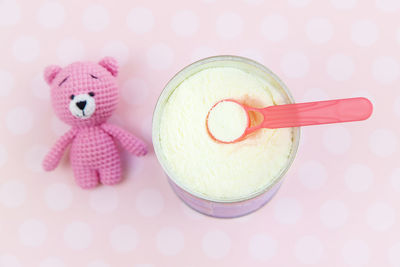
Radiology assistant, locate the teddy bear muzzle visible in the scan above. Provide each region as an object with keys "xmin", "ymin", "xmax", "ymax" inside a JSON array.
[{"xmin": 69, "ymin": 93, "xmax": 96, "ymax": 119}]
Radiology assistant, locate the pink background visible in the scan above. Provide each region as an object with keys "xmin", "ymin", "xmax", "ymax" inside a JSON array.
[{"xmin": 1, "ymin": 0, "xmax": 400, "ymax": 266}]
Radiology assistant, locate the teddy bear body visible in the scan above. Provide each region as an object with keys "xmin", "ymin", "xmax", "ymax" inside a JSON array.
[
  {"xmin": 70, "ymin": 126, "xmax": 121, "ymax": 188},
  {"xmin": 42, "ymin": 57, "xmax": 147, "ymax": 189}
]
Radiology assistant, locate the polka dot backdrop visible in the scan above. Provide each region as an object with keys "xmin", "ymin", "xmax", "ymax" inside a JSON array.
[{"xmin": 0, "ymin": 0, "xmax": 399, "ymax": 266}]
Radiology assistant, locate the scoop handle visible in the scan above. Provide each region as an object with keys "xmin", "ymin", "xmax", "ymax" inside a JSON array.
[{"xmin": 255, "ymin": 97, "xmax": 373, "ymax": 129}]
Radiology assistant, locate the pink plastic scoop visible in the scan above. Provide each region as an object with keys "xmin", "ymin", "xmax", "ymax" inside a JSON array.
[{"xmin": 206, "ymin": 97, "xmax": 373, "ymax": 144}]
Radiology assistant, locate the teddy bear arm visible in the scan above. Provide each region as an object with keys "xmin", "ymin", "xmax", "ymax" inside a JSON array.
[
  {"xmin": 42, "ymin": 128, "xmax": 77, "ymax": 171},
  {"xmin": 101, "ymin": 123, "xmax": 148, "ymax": 156}
]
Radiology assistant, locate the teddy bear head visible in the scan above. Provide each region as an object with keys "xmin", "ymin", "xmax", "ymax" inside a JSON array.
[{"xmin": 44, "ymin": 57, "xmax": 119, "ymax": 127}]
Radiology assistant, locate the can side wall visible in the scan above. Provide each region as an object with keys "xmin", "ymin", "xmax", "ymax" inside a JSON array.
[{"xmin": 169, "ymin": 176, "xmax": 283, "ymax": 218}]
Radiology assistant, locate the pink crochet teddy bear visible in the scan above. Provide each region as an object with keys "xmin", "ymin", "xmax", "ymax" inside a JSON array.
[{"xmin": 42, "ymin": 57, "xmax": 148, "ymax": 189}]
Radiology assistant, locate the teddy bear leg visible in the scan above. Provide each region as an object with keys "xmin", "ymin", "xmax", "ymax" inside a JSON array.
[
  {"xmin": 72, "ymin": 166, "xmax": 99, "ymax": 189},
  {"xmin": 98, "ymin": 159, "xmax": 122, "ymax": 186}
]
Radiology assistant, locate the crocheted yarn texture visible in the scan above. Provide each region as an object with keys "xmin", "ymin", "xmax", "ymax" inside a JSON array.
[{"xmin": 42, "ymin": 57, "xmax": 147, "ymax": 189}]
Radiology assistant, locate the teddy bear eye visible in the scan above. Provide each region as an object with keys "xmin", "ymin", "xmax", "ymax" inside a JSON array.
[
  {"xmin": 70, "ymin": 94, "xmax": 75, "ymax": 100},
  {"xmin": 90, "ymin": 74, "xmax": 98, "ymax": 79},
  {"xmin": 58, "ymin": 76, "xmax": 69, "ymax": 87},
  {"xmin": 88, "ymin": 92, "xmax": 95, "ymax": 97}
]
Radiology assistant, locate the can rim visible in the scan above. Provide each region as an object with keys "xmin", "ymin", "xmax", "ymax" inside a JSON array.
[{"xmin": 152, "ymin": 55, "xmax": 301, "ymax": 203}]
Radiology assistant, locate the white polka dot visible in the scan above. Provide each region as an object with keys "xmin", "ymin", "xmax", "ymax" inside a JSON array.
[
  {"xmin": 146, "ymin": 43, "xmax": 174, "ymax": 70},
  {"xmin": 202, "ymin": 230, "xmax": 231, "ymax": 259},
  {"xmin": 64, "ymin": 222, "xmax": 92, "ymax": 250},
  {"xmin": 298, "ymin": 160, "xmax": 328, "ymax": 190},
  {"xmin": 121, "ymin": 77, "xmax": 149, "ymax": 106},
  {"xmin": 0, "ymin": 0, "xmax": 21, "ymax": 26},
  {"xmin": 157, "ymin": 227, "xmax": 184, "ymax": 256},
  {"xmin": 82, "ymin": 5, "xmax": 109, "ymax": 32},
  {"xmin": 37, "ymin": 2, "xmax": 65, "ymax": 29},
  {"xmin": 341, "ymin": 240, "xmax": 370, "ymax": 266},
  {"xmin": 171, "ymin": 10, "xmax": 198, "ymax": 37},
  {"xmin": 301, "ymin": 87, "xmax": 329, "ymax": 102},
  {"xmin": 394, "ymin": 96, "xmax": 400, "ymax": 118},
  {"xmin": 44, "ymin": 183, "xmax": 73, "ymax": 211},
  {"xmin": 109, "ymin": 225, "xmax": 138, "ymax": 253},
  {"xmin": 288, "ymin": 0, "xmax": 312, "ymax": 7},
  {"xmin": 280, "ymin": 51, "xmax": 309, "ymax": 78},
  {"xmin": 51, "ymin": 115, "xmax": 69, "ymax": 136},
  {"xmin": 376, "ymin": 0, "xmax": 400, "ymax": 12},
  {"xmin": 31, "ymin": 73, "xmax": 49, "ymax": 100},
  {"xmin": 388, "ymin": 242, "xmax": 400, "ymax": 267},
  {"xmin": 344, "ymin": 164, "xmax": 374, "ymax": 192},
  {"xmin": 13, "ymin": 36, "xmax": 40, "ymax": 62},
  {"xmin": 57, "ymin": 39, "xmax": 85, "ymax": 64},
  {"xmin": 101, "ymin": 41, "xmax": 129, "ymax": 66},
  {"xmin": 306, "ymin": 17, "xmax": 333, "ymax": 44},
  {"xmin": 273, "ymin": 197, "xmax": 302, "ymax": 225},
  {"xmin": 87, "ymin": 260, "xmax": 110, "ymax": 267},
  {"xmin": 322, "ymin": 125, "xmax": 352, "ymax": 155},
  {"xmin": 0, "ymin": 180, "xmax": 26, "ymax": 208},
  {"xmin": 366, "ymin": 202, "xmax": 395, "ymax": 231},
  {"xmin": 260, "ymin": 15, "xmax": 288, "ymax": 42},
  {"xmin": 390, "ymin": 168, "xmax": 400, "ymax": 193},
  {"xmin": 89, "ymin": 187, "xmax": 118, "ymax": 214},
  {"xmin": 216, "ymin": 12, "xmax": 243, "ymax": 39},
  {"xmin": 135, "ymin": 188, "xmax": 164, "ymax": 217},
  {"xmin": 294, "ymin": 236, "xmax": 324, "ymax": 264},
  {"xmin": 0, "ymin": 254, "xmax": 21, "ymax": 267},
  {"xmin": 238, "ymin": 49, "xmax": 264, "ymax": 63},
  {"xmin": 320, "ymin": 200, "xmax": 348, "ymax": 228},
  {"xmin": 326, "ymin": 54, "xmax": 355, "ymax": 81},
  {"xmin": 5, "ymin": 106, "xmax": 34, "ymax": 135},
  {"xmin": 248, "ymin": 234, "xmax": 277, "ymax": 261},
  {"xmin": 190, "ymin": 46, "xmax": 217, "ymax": 61},
  {"xmin": 0, "ymin": 70, "xmax": 14, "ymax": 97},
  {"xmin": 372, "ymin": 56, "xmax": 400, "ymax": 84},
  {"xmin": 369, "ymin": 128, "xmax": 398, "ymax": 157},
  {"xmin": 330, "ymin": 0, "xmax": 357, "ymax": 8},
  {"xmin": 126, "ymin": 7, "xmax": 154, "ymax": 34},
  {"xmin": 19, "ymin": 219, "xmax": 47, "ymax": 247},
  {"xmin": 24, "ymin": 144, "xmax": 47, "ymax": 172},
  {"xmin": 351, "ymin": 20, "xmax": 379, "ymax": 47},
  {"xmin": 0, "ymin": 144, "xmax": 7, "ymax": 168},
  {"xmin": 40, "ymin": 257, "xmax": 65, "ymax": 267}
]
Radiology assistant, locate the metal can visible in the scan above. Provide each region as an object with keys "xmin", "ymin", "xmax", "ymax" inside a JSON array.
[{"xmin": 152, "ymin": 55, "xmax": 300, "ymax": 218}]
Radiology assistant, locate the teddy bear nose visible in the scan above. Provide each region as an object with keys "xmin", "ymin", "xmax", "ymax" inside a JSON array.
[{"xmin": 76, "ymin": 100, "xmax": 87, "ymax": 110}]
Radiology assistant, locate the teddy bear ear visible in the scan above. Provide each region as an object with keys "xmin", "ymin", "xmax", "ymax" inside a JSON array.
[
  {"xmin": 44, "ymin": 65, "xmax": 62, "ymax": 85},
  {"xmin": 99, "ymin": 57, "xmax": 118, "ymax": 77}
]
